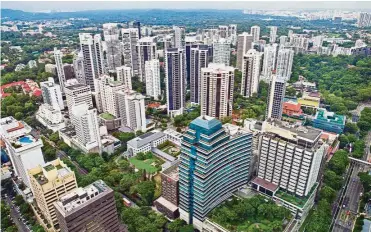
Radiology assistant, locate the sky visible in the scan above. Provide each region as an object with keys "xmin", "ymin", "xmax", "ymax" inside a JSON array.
[{"xmin": 2, "ymin": 1, "xmax": 371, "ymax": 12}]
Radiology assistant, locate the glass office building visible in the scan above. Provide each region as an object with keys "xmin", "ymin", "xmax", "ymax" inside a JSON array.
[{"xmin": 179, "ymin": 116, "xmax": 252, "ymax": 228}]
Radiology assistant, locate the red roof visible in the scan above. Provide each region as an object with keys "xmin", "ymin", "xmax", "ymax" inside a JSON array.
[
  {"xmin": 283, "ymin": 101, "xmax": 301, "ymax": 112},
  {"xmin": 251, "ymin": 177, "xmax": 279, "ymax": 192}
]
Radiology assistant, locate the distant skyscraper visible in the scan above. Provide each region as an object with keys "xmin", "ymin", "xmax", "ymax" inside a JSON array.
[
  {"xmin": 357, "ymin": 12, "xmax": 371, "ymax": 27},
  {"xmin": 250, "ymin": 25, "xmax": 260, "ymax": 42},
  {"xmin": 269, "ymin": 26, "xmax": 278, "ymax": 43},
  {"xmin": 121, "ymin": 28, "xmax": 139, "ymax": 75},
  {"xmin": 28, "ymin": 159, "xmax": 77, "ymax": 231},
  {"xmin": 117, "ymin": 89, "xmax": 147, "ymax": 132},
  {"xmin": 73, "ymin": 52, "xmax": 85, "ymax": 84},
  {"xmin": 103, "ymin": 23, "xmax": 122, "ymax": 71},
  {"xmin": 165, "ymin": 48, "xmax": 186, "ymax": 117},
  {"xmin": 116, "ymin": 66, "xmax": 133, "ymax": 90},
  {"xmin": 228, "ymin": 24, "xmax": 238, "ymax": 46},
  {"xmin": 129, "ymin": 21, "xmax": 141, "ymax": 39},
  {"xmin": 190, "ymin": 44, "xmax": 209, "ymax": 104},
  {"xmin": 279, "ymin": 36, "xmax": 288, "ymax": 46},
  {"xmin": 94, "ymin": 75, "xmax": 126, "ymax": 116},
  {"xmin": 65, "ymin": 84, "xmax": 93, "ymax": 117},
  {"xmin": 137, "ymin": 36, "xmax": 157, "ymax": 82},
  {"xmin": 55, "ymin": 180, "xmax": 124, "ymax": 232},
  {"xmin": 79, "ymin": 33, "xmax": 104, "ymax": 91},
  {"xmin": 236, "ymin": 32, "xmax": 253, "ymax": 70},
  {"xmin": 71, "ymin": 103, "xmax": 101, "ymax": 151},
  {"xmin": 145, "ymin": 59, "xmax": 161, "ymax": 100},
  {"xmin": 213, "ymin": 38, "xmax": 230, "ymax": 66},
  {"xmin": 54, "ymin": 47, "xmax": 66, "ymax": 92},
  {"xmin": 241, "ymin": 49, "xmax": 262, "ymax": 97},
  {"xmin": 261, "ymin": 43, "xmax": 278, "ymax": 79},
  {"xmin": 218, "ymin": 25, "xmax": 229, "ymax": 38},
  {"xmin": 179, "ymin": 116, "xmax": 252, "ymax": 228},
  {"xmin": 276, "ymin": 48, "xmax": 294, "ymax": 80},
  {"xmin": 313, "ymin": 35, "xmax": 324, "ymax": 47},
  {"xmin": 40, "ymin": 77, "xmax": 64, "ymax": 110},
  {"xmin": 288, "ymin": 30, "xmax": 294, "ymax": 41},
  {"xmin": 200, "ymin": 63, "xmax": 234, "ymax": 118},
  {"xmin": 173, "ymin": 26, "xmax": 185, "ymax": 48},
  {"xmin": 266, "ymin": 75, "xmax": 286, "ymax": 120}
]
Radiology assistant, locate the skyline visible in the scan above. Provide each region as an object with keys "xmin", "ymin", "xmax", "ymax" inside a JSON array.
[{"xmin": 2, "ymin": 1, "xmax": 371, "ymax": 13}]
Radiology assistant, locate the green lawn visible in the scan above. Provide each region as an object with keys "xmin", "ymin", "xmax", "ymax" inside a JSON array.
[
  {"xmin": 161, "ymin": 145, "xmax": 181, "ymax": 157},
  {"xmin": 100, "ymin": 112, "xmax": 115, "ymax": 120},
  {"xmin": 129, "ymin": 157, "xmax": 159, "ymax": 174}
]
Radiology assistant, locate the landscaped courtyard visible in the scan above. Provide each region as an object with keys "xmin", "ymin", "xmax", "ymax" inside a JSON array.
[
  {"xmin": 129, "ymin": 152, "xmax": 164, "ymax": 174},
  {"xmin": 157, "ymin": 140, "xmax": 181, "ymax": 157}
]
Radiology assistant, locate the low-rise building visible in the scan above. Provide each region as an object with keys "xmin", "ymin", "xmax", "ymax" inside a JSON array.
[
  {"xmin": 313, "ymin": 108, "xmax": 345, "ymax": 134},
  {"xmin": 36, "ymin": 104, "xmax": 66, "ymax": 132},
  {"xmin": 126, "ymin": 131, "xmax": 167, "ymax": 157},
  {"xmin": 282, "ymin": 101, "xmax": 304, "ymax": 118},
  {"xmin": 163, "ymin": 128, "xmax": 182, "ymax": 146},
  {"xmin": 99, "ymin": 112, "xmax": 121, "ymax": 131}
]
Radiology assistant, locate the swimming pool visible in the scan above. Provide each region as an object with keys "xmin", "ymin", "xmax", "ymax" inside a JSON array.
[{"xmin": 18, "ymin": 136, "xmax": 33, "ymax": 144}]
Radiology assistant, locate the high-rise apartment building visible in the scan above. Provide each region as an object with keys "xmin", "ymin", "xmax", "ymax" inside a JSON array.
[
  {"xmin": 28, "ymin": 159, "xmax": 77, "ymax": 231},
  {"xmin": 116, "ymin": 66, "xmax": 133, "ymax": 90},
  {"xmin": 312, "ymin": 35, "xmax": 324, "ymax": 47},
  {"xmin": 73, "ymin": 52, "xmax": 85, "ymax": 85},
  {"xmin": 190, "ymin": 44, "xmax": 209, "ymax": 104},
  {"xmin": 250, "ymin": 25, "xmax": 260, "ymax": 42},
  {"xmin": 254, "ymin": 120, "xmax": 326, "ymax": 197},
  {"xmin": 0, "ymin": 117, "xmax": 45, "ymax": 188},
  {"xmin": 236, "ymin": 32, "xmax": 253, "ymax": 70},
  {"xmin": 279, "ymin": 36, "xmax": 288, "ymax": 46},
  {"xmin": 137, "ymin": 36, "xmax": 157, "ymax": 81},
  {"xmin": 65, "ymin": 84, "xmax": 93, "ymax": 117},
  {"xmin": 212, "ymin": 38, "xmax": 230, "ymax": 66},
  {"xmin": 228, "ymin": 24, "xmax": 238, "ymax": 46},
  {"xmin": 179, "ymin": 116, "xmax": 252, "ymax": 228},
  {"xmin": 173, "ymin": 26, "xmax": 185, "ymax": 48},
  {"xmin": 200, "ymin": 63, "xmax": 234, "ymax": 118},
  {"xmin": 54, "ymin": 180, "xmax": 124, "ymax": 232},
  {"xmin": 117, "ymin": 89, "xmax": 147, "ymax": 132},
  {"xmin": 241, "ymin": 49, "xmax": 262, "ymax": 97},
  {"xmin": 54, "ymin": 47, "xmax": 66, "ymax": 92},
  {"xmin": 122, "ymin": 28, "xmax": 140, "ymax": 75},
  {"xmin": 218, "ymin": 25, "xmax": 229, "ymax": 38},
  {"xmin": 269, "ymin": 26, "xmax": 278, "ymax": 43},
  {"xmin": 94, "ymin": 75, "xmax": 126, "ymax": 116},
  {"xmin": 129, "ymin": 21, "xmax": 141, "ymax": 38},
  {"xmin": 357, "ymin": 12, "xmax": 371, "ymax": 27},
  {"xmin": 261, "ymin": 43, "xmax": 278, "ymax": 79},
  {"xmin": 266, "ymin": 75, "xmax": 286, "ymax": 120},
  {"xmin": 40, "ymin": 77, "xmax": 64, "ymax": 110},
  {"xmin": 79, "ymin": 33, "xmax": 104, "ymax": 91},
  {"xmin": 276, "ymin": 48, "xmax": 294, "ymax": 80},
  {"xmin": 165, "ymin": 48, "xmax": 186, "ymax": 117},
  {"xmin": 103, "ymin": 23, "xmax": 122, "ymax": 71},
  {"xmin": 145, "ymin": 59, "xmax": 161, "ymax": 100},
  {"xmin": 71, "ymin": 103, "xmax": 102, "ymax": 152}
]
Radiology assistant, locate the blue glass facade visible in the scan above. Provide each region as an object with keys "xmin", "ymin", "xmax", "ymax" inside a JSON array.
[{"xmin": 179, "ymin": 117, "xmax": 252, "ymax": 223}]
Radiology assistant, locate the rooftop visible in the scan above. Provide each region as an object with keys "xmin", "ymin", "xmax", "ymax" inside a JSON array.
[
  {"xmin": 315, "ymin": 108, "xmax": 345, "ymax": 125},
  {"xmin": 162, "ymin": 161, "xmax": 179, "ymax": 181},
  {"xmin": 127, "ymin": 131, "xmax": 166, "ymax": 149},
  {"xmin": 64, "ymin": 83, "xmax": 89, "ymax": 91},
  {"xmin": 100, "ymin": 112, "xmax": 116, "ymax": 120},
  {"xmin": 155, "ymin": 196, "xmax": 178, "ymax": 212},
  {"xmin": 251, "ymin": 176, "xmax": 279, "ymax": 192}
]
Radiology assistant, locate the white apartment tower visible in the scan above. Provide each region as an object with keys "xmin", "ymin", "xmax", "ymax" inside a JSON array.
[
  {"xmin": 73, "ymin": 52, "xmax": 85, "ymax": 85},
  {"xmin": 94, "ymin": 75, "xmax": 126, "ymax": 116},
  {"xmin": 103, "ymin": 23, "xmax": 122, "ymax": 71},
  {"xmin": 266, "ymin": 75, "xmax": 286, "ymax": 120},
  {"xmin": 54, "ymin": 47, "xmax": 66, "ymax": 92},
  {"xmin": 173, "ymin": 26, "xmax": 185, "ymax": 48},
  {"xmin": 40, "ymin": 77, "xmax": 64, "ymax": 110},
  {"xmin": 79, "ymin": 33, "xmax": 104, "ymax": 91},
  {"xmin": 0, "ymin": 117, "xmax": 45, "ymax": 188},
  {"xmin": 122, "ymin": 28, "xmax": 140, "ymax": 75},
  {"xmin": 137, "ymin": 36, "xmax": 157, "ymax": 82},
  {"xmin": 236, "ymin": 32, "xmax": 253, "ymax": 70},
  {"xmin": 250, "ymin": 25, "xmax": 260, "ymax": 42},
  {"xmin": 65, "ymin": 84, "xmax": 93, "ymax": 117},
  {"xmin": 257, "ymin": 120, "xmax": 326, "ymax": 197},
  {"xmin": 218, "ymin": 25, "xmax": 228, "ymax": 38},
  {"xmin": 279, "ymin": 36, "xmax": 288, "ymax": 46},
  {"xmin": 241, "ymin": 49, "xmax": 262, "ymax": 98},
  {"xmin": 269, "ymin": 26, "xmax": 278, "ymax": 43},
  {"xmin": 165, "ymin": 48, "xmax": 186, "ymax": 117},
  {"xmin": 117, "ymin": 90, "xmax": 147, "ymax": 132},
  {"xmin": 228, "ymin": 24, "xmax": 238, "ymax": 46},
  {"xmin": 145, "ymin": 59, "xmax": 161, "ymax": 100},
  {"xmin": 71, "ymin": 103, "xmax": 101, "ymax": 151},
  {"xmin": 213, "ymin": 38, "xmax": 230, "ymax": 66},
  {"xmin": 261, "ymin": 43, "xmax": 278, "ymax": 79},
  {"xmin": 200, "ymin": 63, "xmax": 234, "ymax": 118},
  {"xmin": 357, "ymin": 12, "xmax": 371, "ymax": 28},
  {"xmin": 190, "ymin": 44, "xmax": 209, "ymax": 104},
  {"xmin": 276, "ymin": 48, "xmax": 294, "ymax": 80},
  {"xmin": 116, "ymin": 66, "xmax": 133, "ymax": 90}
]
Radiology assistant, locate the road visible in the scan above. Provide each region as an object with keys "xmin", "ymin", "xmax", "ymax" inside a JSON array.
[
  {"xmin": 2, "ymin": 182, "xmax": 30, "ymax": 232},
  {"xmin": 56, "ymin": 150, "xmax": 88, "ymax": 175},
  {"xmin": 332, "ymin": 132, "xmax": 371, "ymax": 232}
]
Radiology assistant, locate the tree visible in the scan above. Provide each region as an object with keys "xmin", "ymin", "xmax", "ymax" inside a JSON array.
[
  {"xmin": 328, "ymin": 150, "xmax": 349, "ymax": 175},
  {"xmin": 179, "ymin": 225, "xmax": 195, "ymax": 232},
  {"xmin": 358, "ymin": 172, "xmax": 371, "ymax": 192},
  {"xmin": 323, "ymin": 170, "xmax": 343, "ymax": 191},
  {"xmin": 130, "ymin": 181, "xmax": 156, "ymax": 206},
  {"xmin": 168, "ymin": 219, "xmax": 187, "ymax": 232},
  {"xmin": 338, "ymin": 134, "xmax": 349, "ymax": 149},
  {"xmin": 320, "ymin": 185, "xmax": 336, "ymax": 202},
  {"xmin": 49, "ymin": 132, "xmax": 60, "ymax": 143},
  {"xmin": 120, "ymin": 173, "xmax": 138, "ymax": 192},
  {"xmin": 344, "ymin": 122, "xmax": 358, "ymax": 134}
]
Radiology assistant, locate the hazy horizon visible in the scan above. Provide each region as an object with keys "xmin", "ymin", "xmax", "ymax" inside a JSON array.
[{"xmin": 2, "ymin": 1, "xmax": 371, "ymax": 12}]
